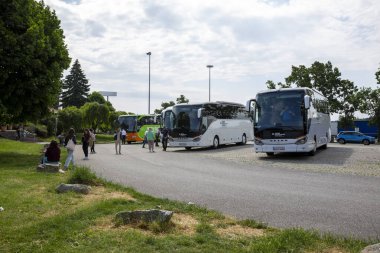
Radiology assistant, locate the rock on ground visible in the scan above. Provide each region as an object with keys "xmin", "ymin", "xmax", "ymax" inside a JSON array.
[
  {"xmin": 115, "ymin": 209, "xmax": 173, "ymax": 224},
  {"xmin": 55, "ymin": 183, "xmax": 91, "ymax": 194}
]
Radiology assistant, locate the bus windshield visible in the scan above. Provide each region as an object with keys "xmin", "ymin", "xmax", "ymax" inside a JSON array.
[
  {"xmin": 118, "ymin": 115, "xmax": 137, "ymax": 132},
  {"xmin": 171, "ymin": 105, "xmax": 202, "ymax": 137},
  {"xmin": 255, "ymin": 90, "xmax": 305, "ymax": 137}
]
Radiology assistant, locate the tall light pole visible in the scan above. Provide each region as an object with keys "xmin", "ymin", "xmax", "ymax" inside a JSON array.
[
  {"xmin": 147, "ymin": 52, "xmax": 151, "ymax": 114},
  {"xmin": 206, "ymin": 65, "xmax": 213, "ymax": 102}
]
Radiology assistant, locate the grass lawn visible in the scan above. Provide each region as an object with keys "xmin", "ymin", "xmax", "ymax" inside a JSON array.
[{"xmin": 0, "ymin": 138, "xmax": 374, "ymax": 252}]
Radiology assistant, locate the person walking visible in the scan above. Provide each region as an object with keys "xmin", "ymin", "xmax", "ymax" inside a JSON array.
[
  {"xmin": 146, "ymin": 127, "xmax": 155, "ymax": 152},
  {"xmin": 161, "ymin": 126, "xmax": 169, "ymax": 151},
  {"xmin": 142, "ymin": 129, "xmax": 148, "ymax": 148},
  {"xmin": 90, "ymin": 129, "xmax": 96, "ymax": 154},
  {"xmin": 121, "ymin": 128, "xmax": 127, "ymax": 145},
  {"xmin": 82, "ymin": 129, "xmax": 90, "ymax": 160},
  {"xmin": 63, "ymin": 128, "xmax": 76, "ymax": 170},
  {"xmin": 114, "ymin": 128, "xmax": 121, "ymax": 154},
  {"xmin": 155, "ymin": 128, "xmax": 160, "ymax": 147}
]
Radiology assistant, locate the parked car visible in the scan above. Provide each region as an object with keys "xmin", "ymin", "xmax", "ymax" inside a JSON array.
[{"xmin": 336, "ymin": 131, "xmax": 376, "ymax": 145}]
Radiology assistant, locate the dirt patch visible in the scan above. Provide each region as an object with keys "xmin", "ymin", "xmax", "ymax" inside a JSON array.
[
  {"xmin": 216, "ymin": 225, "xmax": 265, "ymax": 238},
  {"xmin": 85, "ymin": 187, "xmax": 136, "ymax": 202},
  {"xmin": 171, "ymin": 213, "xmax": 198, "ymax": 235}
]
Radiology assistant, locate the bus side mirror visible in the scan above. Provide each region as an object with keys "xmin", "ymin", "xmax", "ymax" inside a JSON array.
[
  {"xmin": 197, "ymin": 108, "xmax": 203, "ymax": 118},
  {"xmin": 304, "ymin": 95, "xmax": 311, "ymax": 109},
  {"xmin": 245, "ymin": 99, "xmax": 256, "ymax": 112}
]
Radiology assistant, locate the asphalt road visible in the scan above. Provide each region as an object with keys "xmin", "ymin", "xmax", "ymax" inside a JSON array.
[{"xmin": 75, "ymin": 143, "xmax": 380, "ymax": 239}]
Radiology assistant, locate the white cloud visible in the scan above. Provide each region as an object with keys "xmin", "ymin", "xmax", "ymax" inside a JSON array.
[{"xmin": 46, "ymin": 0, "xmax": 380, "ymax": 114}]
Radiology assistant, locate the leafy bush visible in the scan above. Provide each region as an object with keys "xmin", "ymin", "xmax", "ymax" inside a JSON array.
[{"xmin": 67, "ymin": 166, "xmax": 103, "ymax": 186}]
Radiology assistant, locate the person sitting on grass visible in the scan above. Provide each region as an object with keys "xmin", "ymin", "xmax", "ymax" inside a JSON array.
[{"xmin": 42, "ymin": 140, "xmax": 61, "ymax": 164}]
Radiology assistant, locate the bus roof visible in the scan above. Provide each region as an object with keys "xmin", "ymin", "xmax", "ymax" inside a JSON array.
[
  {"xmin": 118, "ymin": 114, "xmax": 159, "ymax": 118},
  {"xmin": 174, "ymin": 101, "xmax": 244, "ymax": 107},
  {"xmin": 256, "ymin": 87, "xmax": 325, "ymax": 97}
]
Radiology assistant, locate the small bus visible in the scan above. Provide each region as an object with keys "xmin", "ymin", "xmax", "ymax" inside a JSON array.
[
  {"xmin": 163, "ymin": 101, "xmax": 253, "ymax": 149},
  {"xmin": 246, "ymin": 88, "xmax": 331, "ymax": 156}
]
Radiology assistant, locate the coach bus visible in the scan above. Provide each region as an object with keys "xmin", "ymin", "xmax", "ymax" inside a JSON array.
[
  {"xmin": 246, "ymin": 88, "xmax": 331, "ymax": 156},
  {"xmin": 118, "ymin": 114, "xmax": 161, "ymax": 144},
  {"xmin": 163, "ymin": 101, "xmax": 253, "ymax": 150}
]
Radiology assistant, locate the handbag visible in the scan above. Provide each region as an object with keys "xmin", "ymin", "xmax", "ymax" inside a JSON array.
[{"xmin": 66, "ymin": 139, "xmax": 75, "ymax": 151}]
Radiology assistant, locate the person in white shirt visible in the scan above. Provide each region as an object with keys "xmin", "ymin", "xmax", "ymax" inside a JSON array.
[{"xmin": 121, "ymin": 128, "xmax": 127, "ymax": 145}]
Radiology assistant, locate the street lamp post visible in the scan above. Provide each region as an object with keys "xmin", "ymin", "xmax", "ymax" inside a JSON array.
[
  {"xmin": 147, "ymin": 52, "xmax": 151, "ymax": 114},
  {"xmin": 206, "ymin": 65, "xmax": 213, "ymax": 102}
]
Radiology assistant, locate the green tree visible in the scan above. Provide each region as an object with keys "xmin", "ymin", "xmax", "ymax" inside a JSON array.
[
  {"xmin": 0, "ymin": 0, "xmax": 70, "ymax": 121},
  {"xmin": 357, "ymin": 87, "xmax": 380, "ymax": 142},
  {"xmin": 87, "ymin": 91, "xmax": 106, "ymax": 104},
  {"xmin": 87, "ymin": 91, "xmax": 116, "ymax": 112},
  {"xmin": 58, "ymin": 106, "xmax": 82, "ymax": 133},
  {"xmin": 107, "ymin": 110, "xmax": 128, "ymax": 131},
  {"xmin": 61, "ymin": 59, "xmax": 90, "ymax": 108},
  {"xmin": 268, "ymin": 61, "xmax": 358, "ymax": 114},
  {"xmin": 154, "ymin": 101, "xmax": 175, "ymax": 114},
  {"xmin": 154, "ymin": 95, "xmax": 190, "ymax": 114},
  {"xmin": 265, "ymin": 80, "xmax": 289, "ymax": 89},
  {"xmin": 81, "ymin": 102, "xmax": 109, "ymax": 131},
  {"xmin": 176, "ymin": 95, "xmax": 189, "ymax": 104}
]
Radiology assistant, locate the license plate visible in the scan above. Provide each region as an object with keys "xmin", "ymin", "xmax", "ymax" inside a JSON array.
[
  {"xmin": 179, "ymin": 143, "xmax": 187, "ymax": 146},
  {"xmin": 273, "ymin": 146, "xmax": 285, "ymax": 151}
]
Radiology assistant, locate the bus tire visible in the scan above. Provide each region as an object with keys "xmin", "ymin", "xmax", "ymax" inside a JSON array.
[
  {"xmin": 266, "ymin": 152, "xmax": 274, "ymax": 156},
  {"xmin": 212, "ymin": 136, "xmax": 219, "ymax": 149},
  {"xmin": 185, "ymin": 147, "xmax": 192, "ymax": 150},
  {"xmin": 127, "ymin": 141, "xmax": 131, "ymax": 144},
  {"xmin": 308, "ymin": 140, "xmax": 317, "ymax": 156},
  {"xmin": 240, "ymin": 134, "xmax": 247, "ymax": 145}
]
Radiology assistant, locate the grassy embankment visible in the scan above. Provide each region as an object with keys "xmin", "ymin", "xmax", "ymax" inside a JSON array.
[{"xmin": 0, "ymin": 138, "xmax": 373, "ymax": 252}]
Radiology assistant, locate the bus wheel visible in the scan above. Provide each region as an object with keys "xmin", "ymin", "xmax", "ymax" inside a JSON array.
[
  {"xmin": 127, "ymin": 141, "xmax": 131, "ymax": 144},
  {"xmin": 240, "ymin": 134, "xmax": 247, "ymax": 145},
  {"xmin": 308, "ymin": 141, "xmax": 317, "ymax": 156},
  {"xmin": 185, "ymin": 147, "xmax": 192, "ymax": 150},
  {"xmin": 266, "ymin": 152, "xmax": 274, "ymax": 156},
  {"xmin": 212, "ymin": 136, "xmax": 219, "ymax": 149}
]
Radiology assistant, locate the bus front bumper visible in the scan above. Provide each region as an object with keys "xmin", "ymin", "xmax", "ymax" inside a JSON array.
[{"xmin": 254, "ymin": 143, "xmax": 315, "ymax": 153}]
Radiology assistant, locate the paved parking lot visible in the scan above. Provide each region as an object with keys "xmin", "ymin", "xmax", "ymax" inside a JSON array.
[
  {"xmin": 77, "ymin": 141, "xmax": 380, "ymax": 239},
  {"xmin": 196, "ymin": 142, "xmax": 380, "ymax": 177}
]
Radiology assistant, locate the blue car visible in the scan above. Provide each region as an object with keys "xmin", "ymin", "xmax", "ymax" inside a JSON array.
[{"xmin": 336, "ymin": 131, "xmax": 376, "ymax": 145}]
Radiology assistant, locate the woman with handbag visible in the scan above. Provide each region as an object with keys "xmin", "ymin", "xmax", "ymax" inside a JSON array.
[{"xmin": 64, "ymin": 128, "xmax": 77, "ymax": 170}]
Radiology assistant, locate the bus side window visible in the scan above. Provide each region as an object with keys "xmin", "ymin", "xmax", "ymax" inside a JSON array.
[{"xmin": 201, "ymin": 117, "xmax": 207, "ymax": 134}]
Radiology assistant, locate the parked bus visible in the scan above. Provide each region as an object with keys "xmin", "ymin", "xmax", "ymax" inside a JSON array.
[
  {"xmin": 163, "ymin": 102, "xmax": 253, "ymax": 149},
  {"xmin": 118, "ymin": 114, "xmax": 161, "ymax": 144},
  {"xmin": 246, "ymin": 88, "xmax": 331, "ymax": 156}
]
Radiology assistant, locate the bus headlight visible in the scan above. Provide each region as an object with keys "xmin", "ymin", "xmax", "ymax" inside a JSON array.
[
  {"xmin": 295, "ymin": 136, "xmax": 307, "ymax": 145},
  {"xmin": 254, "ymin": 138, "xmax": 263, "ymax": 145},
  {"xmin": 193, "ymin": 136, "xmax": 201, "ymax": 142}
]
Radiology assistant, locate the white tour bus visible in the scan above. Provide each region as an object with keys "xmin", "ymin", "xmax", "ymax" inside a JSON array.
[
  {"xmin": 246, "ymin": 88, "xmax": 331, "ymax": 156},
  {"xmin": 162, "ymin": 101, "xmax": 253, "ymax": 150}
]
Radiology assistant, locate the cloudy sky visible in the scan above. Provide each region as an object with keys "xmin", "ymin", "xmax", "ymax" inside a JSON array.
[{"xmin": 45, "ymin": 0, "xmax": 380, "ymax": 115}]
